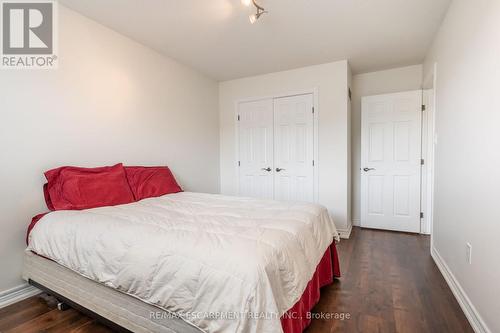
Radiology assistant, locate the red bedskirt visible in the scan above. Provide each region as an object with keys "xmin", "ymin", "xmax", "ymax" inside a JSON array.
[{"xmin": 280, "ymin": 243, "xmax": 340, "ymax": 333}]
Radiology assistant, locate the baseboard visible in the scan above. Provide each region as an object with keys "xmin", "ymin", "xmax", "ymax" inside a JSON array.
[
  {"xmin": 338, "ymin": 223, "xmax": 353, "ymax": 239},
  {"xmin": 352, "ymin": 219, "xmax": 360, "ymax": 227},
  {"xmin": 431, "ymin": 246, "xmax": 490, "ymax": 333},
  {"xmin": 0, "ymin": 283, "xmax": 41, "ymax": 309}
]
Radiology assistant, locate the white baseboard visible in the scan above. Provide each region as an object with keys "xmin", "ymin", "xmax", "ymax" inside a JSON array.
[
  {"xmin": 338, "ymin": 223, "xmax": 353, "ymax": 239},
  {"xmin": 0, "ymin": 283, "xmax": 41, "ymax": 309},
  {"xmin": 352, "ymin": 218, "xmax": 360, "ymax": 227},
  {"xmin": 431, "ymin": 246, "xmax": 490, "ymax": 333}
]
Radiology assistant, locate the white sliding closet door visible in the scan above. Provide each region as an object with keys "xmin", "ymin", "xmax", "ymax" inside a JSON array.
[
  {"xmin": 273, "ymin": 94, "xmax": 315, "ymax": 202},
  {"xmin": 238, "ymin": 99, "xmax": 274, "ymax": 199}
]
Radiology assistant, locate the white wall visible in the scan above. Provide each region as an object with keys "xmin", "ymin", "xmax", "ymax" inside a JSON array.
[
  {"xmin": 0, "ymin": 6, "xmax": 219, "ymax": 293},
  {"xmin": 351, "ymin": 65, "xmax": 423, "ymax": 225},
  {"xmin": 219, "ymin": 61, "xmax": 351, "ymax": 233},
  {"xmin": 423, "ymin": 0, "xmax": 500, "ymax": 331}
]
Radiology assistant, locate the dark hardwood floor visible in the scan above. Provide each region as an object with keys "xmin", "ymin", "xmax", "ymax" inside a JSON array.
[
  {"xmin": 0, "ymin": 227, "xmax": 472, "ymax": 333},
  {"xmin": 306, "ymin": 228, "xmax": 472, "ymax": 333}
]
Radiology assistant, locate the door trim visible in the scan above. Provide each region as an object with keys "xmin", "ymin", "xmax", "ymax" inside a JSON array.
[
  {"xmin": 422, "ymin": 63, "xmax": 438, "ymax": 237},
  {"xmin": 420, "ymin": 88, "xmax": 435, "ymax": 235},
  {"xmin": 234, "ymin": 88, "xmax": 319, "ymax": 203}
]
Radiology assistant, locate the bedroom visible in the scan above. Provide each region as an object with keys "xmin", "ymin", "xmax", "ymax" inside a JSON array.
[{"xmin": 0, "ymin": 0, "xmax": 498, "ymax": 332}]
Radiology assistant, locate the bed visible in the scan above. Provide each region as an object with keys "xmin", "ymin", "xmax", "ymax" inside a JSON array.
[{"xmin": 25, "ymin": 191, "xmax": 340, "ymax": 333}]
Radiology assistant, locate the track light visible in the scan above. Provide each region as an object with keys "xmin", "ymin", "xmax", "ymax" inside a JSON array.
[{"xmin": 243, "ymin": 0, "xmax": 267, "ymax": 24}]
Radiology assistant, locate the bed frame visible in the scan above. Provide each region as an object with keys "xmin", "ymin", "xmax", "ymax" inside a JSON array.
[
  {"xmin": 28, "ymin": 279, "xmax": 131, "ymax": 333},
  {"xmin": 23, "ymin": 251, "xmax": 202, "ymax": 333}
]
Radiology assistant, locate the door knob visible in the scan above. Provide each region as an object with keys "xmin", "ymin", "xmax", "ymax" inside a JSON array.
[
  {"xmin": 363, "ymin": 167, "xmax": 376, "ymax": 172},
  {"xmin": 276, "ymin": 168, "xmax": 285, "ymax": 172},
  {"xmin": 261, "ymin": 167, "xmax": 272, "ymax": 172}
]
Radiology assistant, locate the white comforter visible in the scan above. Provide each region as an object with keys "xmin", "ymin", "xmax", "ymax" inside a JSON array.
[{"xmin": 28, "ymin": 192, "xmax": 339, "ymax": 333}]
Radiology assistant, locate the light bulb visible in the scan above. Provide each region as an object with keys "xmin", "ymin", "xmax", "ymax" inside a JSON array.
[
  {"xmin": 241, "ymin": 0, "xmax": 251, "ymax": 6},
  {"xmin": 249, "ymin": 14, "xmax": 257, "ymax": 24}
]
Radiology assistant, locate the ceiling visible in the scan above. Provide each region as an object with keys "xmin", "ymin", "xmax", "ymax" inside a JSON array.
[{"xmin": 59, "ymin": 0, "xmax": 451, "ymax": 81}]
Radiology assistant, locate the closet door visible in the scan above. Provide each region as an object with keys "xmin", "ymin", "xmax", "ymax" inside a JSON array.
[
  {"xmin": 273, "ymin": 94, "xmax": 315, "ymax": 202},
  {"xmin": 238, "ymin": 99, "xmax": 274, "ymax": 199}
]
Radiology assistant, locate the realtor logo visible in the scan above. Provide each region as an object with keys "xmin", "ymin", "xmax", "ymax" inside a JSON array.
[{"xmin": 1, "ymin": 0, "xmax": 58, "ymax": 68}]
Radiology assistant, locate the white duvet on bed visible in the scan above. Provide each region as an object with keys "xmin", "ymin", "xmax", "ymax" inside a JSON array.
[{"xmin": 27, "ymin": 192, "xmax": 339, "ymax": 333}]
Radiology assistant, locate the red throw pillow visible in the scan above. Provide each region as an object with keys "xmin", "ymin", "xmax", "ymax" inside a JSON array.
[
  {"xmin": 43, "ymin": 183, "xmax": 55, "ymax": 211},
  {"xmin": 44, "ymin": 163, "xmax": 135, "ymax": 210},
  {"xmin": 125, "ymin": 166, "xmax": 182, "ymax": 201}
]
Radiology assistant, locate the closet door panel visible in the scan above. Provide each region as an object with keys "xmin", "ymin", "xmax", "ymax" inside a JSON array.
[
  {"xmin": 238, "ymin": 99, "xmax": 274, "ymax": 199},
  {"xmin": 273, "ymin": 94, "xmax": 314, "ymax": 202}
]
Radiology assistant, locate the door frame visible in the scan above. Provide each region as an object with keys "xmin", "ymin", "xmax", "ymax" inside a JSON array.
[
  {"xmin": 422, "ymin": 63, "xmax": 438, "ymax": 236},
  {"xmin": 234, "ymin": 88, "xmax": 319, "ymax": 203},
  {"xmin": 420, "ymin": 88, "xmax": 435, "ymax": 235}
]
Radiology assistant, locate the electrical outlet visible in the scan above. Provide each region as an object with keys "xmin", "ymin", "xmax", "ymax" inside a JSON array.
[{"xmin": 466, "ymin": 243, "xmax": 472, "ymax": 264}]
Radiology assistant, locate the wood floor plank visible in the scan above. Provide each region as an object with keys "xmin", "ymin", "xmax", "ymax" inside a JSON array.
[
  {"xmin": 70, "ymin": 320, "xmax": 113, "ymax": 333},
  {"xmin": 0, "ymin": 227, "xmax": 473, "ymax": 333},
  {"xmin": 43, "ymin": 311, "xmax": 94, "ymax": 333},
  {"xmin": 0, "ymin": 297, "xmax": 54, "ymax": 331},
  {"xmin": 4, "ymin": 309, "xmax": 80, "ymax": 333}
]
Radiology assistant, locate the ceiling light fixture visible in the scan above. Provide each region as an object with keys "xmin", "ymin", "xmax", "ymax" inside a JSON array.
[{"xmin": 242, "ymin": 0, "xmax": 267, "ymax": 24}]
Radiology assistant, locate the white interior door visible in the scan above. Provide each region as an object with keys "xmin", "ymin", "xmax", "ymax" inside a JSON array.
[
  {"xmin": 238, "ymin": 99, "xmax": 274, "ymax": 199},
  {"xmin": 361, "ymin": 91, "xmax": 422, "ymax": 233},
  {"xmin": 273, "ymin": 94, "xmax": 314, "ymax": 202}
]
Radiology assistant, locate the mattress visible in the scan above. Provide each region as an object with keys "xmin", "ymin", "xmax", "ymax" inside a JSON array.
[
  {"xmin": 27, "ymin": 192, "xmax": 339, "ymax": 332},
  {"xmin": 22, "ymin": 250, "xmax": 201, "ymax": 333}
]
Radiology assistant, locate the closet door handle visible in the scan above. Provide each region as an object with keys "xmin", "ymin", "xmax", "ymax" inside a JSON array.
[
  {"xmin": 276, "ymin": 168, "xmax": 285, "ymax": 172},
  {"xmin": 261, "ymin": 167, "xmax": 272, "ymax": 172}
]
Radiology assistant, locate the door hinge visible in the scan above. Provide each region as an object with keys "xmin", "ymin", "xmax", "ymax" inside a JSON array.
[
  {"xmin": 237, "ymin": 115, "xmax": 240, "ymax": 121},
  {"xmin": 238, "ymin": 161, "xmax": 241, "ymax": 167},
  {"xmin": 312, "ymin": 160, "xmax": 315, "ymax": 166},
  {"xmin": 312, "ymin": 107, "xmax": 315, "ymax": 114},
  {"xmin": 421, "ymin": 105, "xmax": 426, "ymax": 111},
  {"xmin": 420, "ymin": 212, "xmax": 424, "ymax": 219},
  {"xmin": 421, "ymin": 158, "xmax": 425, "ymax": 165}
]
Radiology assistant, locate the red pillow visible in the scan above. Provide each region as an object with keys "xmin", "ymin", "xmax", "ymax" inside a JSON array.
[
  {"xmin": 125, "ymin": 166, "xmax": 182, "ymax": 201},
  {"xmin": 44, "ymin": 163, "xmax": 135, "ymax": 210},
  {"xmin": 43, "ymin": 183, "xmax": 55, "ymax": 211}
]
